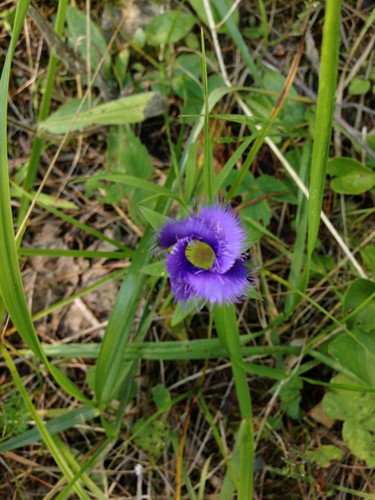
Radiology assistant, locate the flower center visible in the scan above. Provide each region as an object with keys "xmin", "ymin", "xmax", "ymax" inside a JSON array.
[{"xmin": 185, "ymin": 240, "xmax": 215, "ymax": 270}]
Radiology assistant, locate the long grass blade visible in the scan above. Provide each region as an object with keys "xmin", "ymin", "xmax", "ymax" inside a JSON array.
[
  {"xmin": 306, "ymin": 0, "xmax": 341, "ymax": 270},
  {"xmin": 201, "ymin": 30, "xmax": 214, "ymax": 203}
]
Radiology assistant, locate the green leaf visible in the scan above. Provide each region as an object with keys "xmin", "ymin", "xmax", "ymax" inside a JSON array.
[
  {"xmin": 343, "ymin": 415, "xmax": 375, "ymax": 467},
  {"xmin": 145, "ymin": 10, "xmax": 196, "ymax": 46},
  {"xmin": 329, "ymin": 330, "xmax": 375, "ymax": 387},
  {"xmin": 107, "ymin": 126, "xmax": 153, "ymax": 178},
  {"xmin": 305, "ymin": 445, "xmax": 344, "ymax": 468},
  {"xmin": 256, "ymin": 175, "xmax": 296, "ymax": 204},
  {"xmin": 261, "ymin": 68, "xmax": 305, "ymax": 127},
  {"xmin": 323, "ymin": 376, "xmax": 375, "ymax": 468},
  {"xmin": 152, "ymin": 384, "xmax": 172, "ymax": 410},
  {"xmin": 360, "ymin": 246, "xmax": 375, "ymax": 275},
  {"xmin": 38, "ymin": 93, "xmax": 167, "ymax": 134},
  {"xmin": 323, "ymin": 374, "xmax": 375, "ymax": 422},
  {"xmin": 343, "ymin": 279, "xmax": 375, "ymax": 333},
  {"xmin": 114, "ymin": 48, "xmax": 129, "ymax": 87},
  {"xmin": 140, "ymin": 261, "xmax": 167, "ymax": 277},
  {"xmin": 132, "ymin": 416, "xmax": 170, "ymax": 464},
  {"xmin": 278, "ymin": 377, "xmax": 303, "ymax": 419},
  {"xmin": 138, "ymin": 206, "xmax": 170, "ymax": 230},
  {"xmin": 330, "ymin": 173, "xmax": 375, "ymax": 194},
  {"xmin": 0, "ymin": 405, "xmax": 98, "ymax": 452},
  {"xmin": 171, "ymin": 301, "xmax": 197, "ymax": 327},
  {"xmin": 66, "ymin": 5, "xmax": 111, "ymax": 79},
  {"xmin": 94, "ymin": 229, "xmax": 154, "ymax": 407},
  {"xmin": 348, "ymin": 77, "xmax": 371, "ymax": 95},
  {"xmin": 327, "ymin": 156, "xmax": 373, "ymax": 176},
  {"xmin": 327, "ymin": 157, "xmax": 375, "ymax": 194},
  {"xmin": 100, "ymin": 126, "xmax": 155, "ymax": 210}
]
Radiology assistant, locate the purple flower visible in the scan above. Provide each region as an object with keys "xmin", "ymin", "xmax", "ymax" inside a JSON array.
[{"xmin": 157, "ymin": 203, "xmax": 252, "ymax": 306}]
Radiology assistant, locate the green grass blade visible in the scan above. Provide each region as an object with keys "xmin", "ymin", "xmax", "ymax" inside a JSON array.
[
  {"xmin": 306, "ymin": 0, "xmax": 341, "ymax": 268},
  {"xmin": 201, "ymin": 30, "xmax": 214, "ymax": 203},
  {"xmin": 185, "ymin": 142, "xmax": 198, "ymax": 202},
  {"xmin": 32, "ymin": 338, "xmax": 300, "ymax": 361},
  {"xmin": 213, "ymin": 134, "xmax": 256, "ymax": 195},
  {"xmin": 94, "ymin": 231, "xmax": 153, "ymax": 406},
  {"xmin": 51, "ymin": 435, "xmax": 106, "ymax": 499},
  {"xmin": 18, "ymin": 248, "xmax": 130, "ymax": 259},
  {"xmin": 238, "ymin": 419, "xmax": 254, "ymax": 500},
  {"xmin": 284, "ymin": 141, "xmax": 311, "ymax": 315},
  {"xmin": 0, "ymin": 405, "xmax": 99, "ymax": 452}
]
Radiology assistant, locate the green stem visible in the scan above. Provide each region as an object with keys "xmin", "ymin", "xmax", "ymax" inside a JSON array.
[{"xmin": 213, "ymin": 304, "xmax": 254, "ymax": 500}]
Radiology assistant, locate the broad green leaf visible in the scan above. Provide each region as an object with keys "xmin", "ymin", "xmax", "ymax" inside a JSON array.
[
  {"xmin": 343, "ymin": 279, "xmax": 375, "ymax": 332},
  {"xmin": 348, "ymin": 77, "xmax": 371, "ymax": 95},
  {"xmin": 342, "ymin": 415, "xmax": 375, "ymax": 467},
  {"xmin": 327, "ymin": 156, "xmax": 373, "ymax": 177},
  {"xmin": 305, "ymin": 445, "xmax": 344, "ymax": 468},
  {"xmin": 279, "ymin": 377, "xmax": 303, "ymax": 419},
  {"xmin": 323, "ymin": 374, "xmax": 375, "ymax": 422},
  {"xmin": 330, "ymin": 173, "xmax": 375, "ymax": 194},
  {"xmin": 323, "ymin": 376, "xmax": 375, "ymax": 468},
  {"xmin": 107, "ymin": 126, "xmax": 153, "ymax": 179},
  {"xmin": 261, "ymin": 68, "xmax": 305, "ymax": 127},
  {"xmin": 145, "ymin": 10, "xmax": 196, "ymax": 46},
  {"xmin": 152, "ymin": 384, "xmax": 172, "ymax": 410},
  {"xmin": 38, "ymin": 93, "xmax": 167, "ymax": 134},
  {"xmin": 329, "ymin": 330, "xmax": 375, "ymax": 387},
  {"xmin": 100, "ymin": 126, "xmax": 156, "ymax": 218},
  {"xmin": 256, "ymin": 175, "xmax": 296, "ymax": 204},
  {"xmin": 66, "ymin": 5, "xmax": 111, "ymax": 79},
  {"xmin": 360, "ymin": 246, "xmax": 375, "ymax": 275},
  {"xmin": 328, "ymin": 157, "xmax": 375, "ymax": 194}
]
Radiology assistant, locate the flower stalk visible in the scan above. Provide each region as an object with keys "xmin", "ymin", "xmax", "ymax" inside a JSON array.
[{"xmin": 213, "ymin": 304, "xmax": 254, "ymax": 500}]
